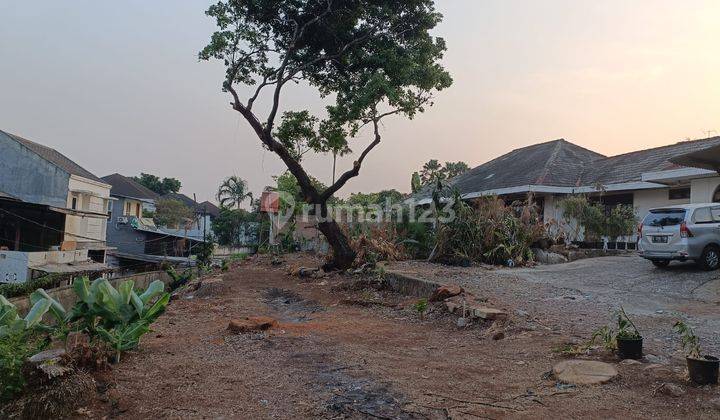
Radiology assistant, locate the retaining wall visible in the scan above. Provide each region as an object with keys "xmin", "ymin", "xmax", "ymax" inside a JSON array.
[{"xmin": 9, "ymin": 270, "xmax": 171, "ymax": 314}]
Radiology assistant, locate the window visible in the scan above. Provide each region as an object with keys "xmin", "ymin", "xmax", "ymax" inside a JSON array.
[
  {"xmin": 711, "ymin": 207, "xmax": 720, "ymax": 222},
  {"xmin": 135, "ymin": 203, "xmax": 141, "ymax": 217},
  {"xmin": 71, "ymin": 196, "xmax": 78, "ymax": 210},
  {"xmin": 713, "ymin": 186, "xmax": 720, "ymax": 203},
  {"xmin": 693, "ymin": 207, "xmax": 713, "ymax": 224},
  {"xmin": 669, "ymin": 187, "xmax": 690, "ymax": 200},
  {"xmin": 125, "ymin": 202, "xmax": 131, "ymax": 215},
  {"xmin": 643, "ymin": 209, "xmax": 686, "ymax": 226}
]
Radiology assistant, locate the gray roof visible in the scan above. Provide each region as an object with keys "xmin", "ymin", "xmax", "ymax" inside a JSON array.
[
  {"xmin": 581, "ymin": 137, "xmax": 720, "ymax": 185},
  {"xmin": 0, "ymin": 130, "xmax": 104, "ymax": 183},
  {"xmin": 446, "ymin": 139, "xmax": 604, "ymax": 195},
  {"xmin": 101, "ymin": 173, "xmax": 160, "ymax": 200},
  {"xmin": 418, "ymin": 136, "xmax": 720, "ymax": 199},
  {"xmin": 161, "ymin": 192, "xmax": 197, "ymax": 208}
]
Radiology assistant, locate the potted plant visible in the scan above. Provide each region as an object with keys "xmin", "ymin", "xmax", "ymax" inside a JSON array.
[
  {"xmin": 674, "ymin": 321, "xmax": 719, "ymax": 385},
  {"xmin": 615, "ymin": 307, "xmax": 642, "ymax": 360},
  {"xmin": 588, "ymin": 307, "xmax": 642, "ymax": 359}
]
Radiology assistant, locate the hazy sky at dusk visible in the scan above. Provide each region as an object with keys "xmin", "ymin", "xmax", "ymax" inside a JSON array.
[{"xmin": 1, "ymin": 1, "xmax": 719, "ymax": 202}]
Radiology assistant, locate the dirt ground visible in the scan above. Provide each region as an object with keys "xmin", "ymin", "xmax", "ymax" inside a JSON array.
[{"xmin": 80, "ymin": 254, "xmax": 720, "ymax": 419}]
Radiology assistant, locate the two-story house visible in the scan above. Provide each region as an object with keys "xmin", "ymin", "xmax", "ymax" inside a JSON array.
[{"xmin": 0, "ymin": 130, "xmax": 111, "ymax": 283}]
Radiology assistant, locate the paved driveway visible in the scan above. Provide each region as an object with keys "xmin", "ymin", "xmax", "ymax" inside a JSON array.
[
  {"xmin": 391, "ymin": 255, "xmax": 720, "ymax": 357},
  {"xmin": 501, "ymin": 256, "xmax": 720, "ymax": 353}
]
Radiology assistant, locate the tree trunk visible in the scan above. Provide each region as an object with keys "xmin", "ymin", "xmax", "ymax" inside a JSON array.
[{"xmin": 316, "ymin": 217, "xmax": 356, "ymax": 270}]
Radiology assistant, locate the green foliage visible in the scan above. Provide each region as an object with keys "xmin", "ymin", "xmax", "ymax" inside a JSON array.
[
  {"xmin": 589, "ymin": 326, "xmax": 616, "ymax": 351},
  {"xmin": 0, "ymin": 293, "xmax": 64, "ymax": 338},
  {"xmin": 587, "ymin": 307, "xmax": 641, "ymax": 351},
  {"xmin": 615, "ymin": 307, "xmax": 641, "ymax": 339},
  {"xmin": 396, "ymin": 221, "xmax": 434, "ymax": 259},
  {"xmin": 153, "ymin": 198, "xmax": 194, "ymax": 229},
  {"xmin": 132, "ymin": 173, "xmax": 181, "ymax": 195},
  {"xmin": 275, "ymin": 172, "xmax": 335, "ymax": 213},
  {"xmin": 413, "ymin": 298, "xmax": 428, "ymax": 319},
  {"xmin": 419, "ymin": 160, "xmax": 470, "ymax": 185},
  {"xmin": 0, "ymin": 329, "xmax": 48, "ymax": 401},
  {"xmin": 68, "ymin": 278, "xmax": 170, "ymax": 363},
  {"xmin": 221, "ymin": 260, "xmax": 229, "ymax": 272},
  {"xmin": 0, "ymin": 274, "xmax": 61, "ymax": 299},
  {"xmin": 674, "ymin": 321, "xmax": 701, "ymax": 358},
  {"xmin": 411, "ymin": 172, "xmax": 422, "ymax": 194},
  {"xmin": 212, "ymin": 207, "xmax": 256, "ymax": 246},
  {"xmin": 195, "ymin": 240, "xmax": 215, "ymax": 268},
  {"xmin": 559, "ymin": 195, "xmax": 637, "ymax": 242},
  {"xmin": 217, "ymin": 176, "xmax": 253, "ymax": 209},
  {"xmin": 434, "ymin": 195, "xmax": 544, "ymax": 265},
  {"xmin": 166, "ymin": 266, "xmax": 194, "ymax": 290}
]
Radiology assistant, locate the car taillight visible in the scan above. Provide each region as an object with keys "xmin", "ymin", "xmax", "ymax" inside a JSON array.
[{"xmin": 680, "ymin": 222, "xmax": 693, "ymax": 238}]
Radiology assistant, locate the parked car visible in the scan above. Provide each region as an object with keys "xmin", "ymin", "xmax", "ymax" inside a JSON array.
[{"xmin": 638, "ymin": 204, "xmax": 720, "ymax": 270}]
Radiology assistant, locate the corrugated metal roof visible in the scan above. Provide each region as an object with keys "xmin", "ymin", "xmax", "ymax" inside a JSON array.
[{"xmin": 0, "ymin": 130, "xmax": 104, "ymax": 183}]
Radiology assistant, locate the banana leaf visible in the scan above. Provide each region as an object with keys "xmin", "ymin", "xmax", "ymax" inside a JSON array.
[
  {"xmin": 30, "ymin": 288, "xmax": 67, "ymax": 323},
  {"xmin": 141, "ymin": 293, "xmax": 170, "ymax": 321},
  {"xmin": 139, "ymin": 280, "xmax": 166, "ymax": 305},
  {"xmin": 23, "ymin": 298, "xmax": 52, "ymax": 328}
]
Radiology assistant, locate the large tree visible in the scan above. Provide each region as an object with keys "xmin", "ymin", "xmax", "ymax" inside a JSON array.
[
  {"xmin": 201, "ymin": 0, "xmax": 451, "ymax": 269},
  {"xmin": 418, "ymin": 159, "xmax": 469, "ymax": 185}
]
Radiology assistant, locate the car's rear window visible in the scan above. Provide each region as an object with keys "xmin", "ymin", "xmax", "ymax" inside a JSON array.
[{"xmin": 643, "ymin": 209, "xmax": 686, "ymax": 226}]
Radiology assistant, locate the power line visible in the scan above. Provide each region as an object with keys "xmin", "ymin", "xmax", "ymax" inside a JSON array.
[{"xmin": 0, "ymin": 207, "xmax": 198, "ymax": 246}]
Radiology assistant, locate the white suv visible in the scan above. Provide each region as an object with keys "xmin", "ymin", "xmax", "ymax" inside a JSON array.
[{"xmin": 638, "ymin": 204, "xmax": 720, "ymax": 270}]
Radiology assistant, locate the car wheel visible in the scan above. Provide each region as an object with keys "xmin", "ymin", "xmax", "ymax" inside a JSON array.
[
  {"xmin": 700, "ymin": 246, "xmax": 720, "ymax": 271},
  {"xmin": 652, "ymin": 260, "xmax": 670, "ymax": 268}
]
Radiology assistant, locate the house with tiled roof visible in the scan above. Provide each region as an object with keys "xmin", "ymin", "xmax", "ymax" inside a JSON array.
[
  {"xmin": 415, "ymin": 136, "xmax": 720, "ymax": 241},
  {"xmin": 0, "ymin": 130, "xmax": 111, "ymax": 283}
]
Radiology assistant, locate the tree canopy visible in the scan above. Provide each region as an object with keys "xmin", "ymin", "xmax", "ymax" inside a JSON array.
[
  {"xmin": 200, "ymin": 0, "xmax": 451, "ymax": 268},
  {"xmin": 133, "ymin": 173, "xmax": 182, "ymax": 195},
  {"xmin": 418, "ymin": 159, "xmax": 469, "ymax": 185},
  {"xmin": 153, "ymin": 198, "xmax": 194, "ymax": 229}
]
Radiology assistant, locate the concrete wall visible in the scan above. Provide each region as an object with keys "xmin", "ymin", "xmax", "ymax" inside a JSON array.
[
  {"xmin": 690, "ymin": 176, "xmax": 720, "ymax": 203},
  {"xmin": 0, "ymin": 132, "xmax": 69, "ymax": 207},
  {"xmin": 8, "ymin": 270, "xmax": 171, "ymax": 315},
  {"xmin": 64, "ymin": 175, "xmax": 110, "ymax": 248},
  {"xmin": 634, "ymin": 188, "xmax": 690, "ymax": 221},
  {"xmin": 0, "ymin": 249, "xmax": 92, "ymax": 283}
]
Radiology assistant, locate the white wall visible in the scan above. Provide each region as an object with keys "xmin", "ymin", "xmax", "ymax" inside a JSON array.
[
  {"xmin": 633, "ymin": 188, "xmax": 690, "ymax": 222},
  {"xmin": 64, "ymin": 175, "xmax": 111, "ymax": 248},
  {"xmin": 690, "ymin": 176, "xmax": 720, "ymax": 203}
]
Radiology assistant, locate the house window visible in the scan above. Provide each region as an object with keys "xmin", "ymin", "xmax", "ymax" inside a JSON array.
[
  {"xmin": 71, "ymin": 196, "xmax": 78, "ymax": 210},
  {"xmin": 125, "ymin": 202, "xmax": 131, "ymax": 215},
  {"xmin": 669, "ymin": 187, "xmax": 690, "ymax": 200},
  {"xmin": 713, "ymin": 186, "xmax": 720, "ymax": 203},
  {"xmin": 135, "ymin": 203, "xmax": 141, "ymax": 217}
]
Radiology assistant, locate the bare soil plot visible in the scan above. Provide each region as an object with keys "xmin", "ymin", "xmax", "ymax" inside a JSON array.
[{"xmin": 83, "ymin": 255, "xmax": 719, "ymax": 419}]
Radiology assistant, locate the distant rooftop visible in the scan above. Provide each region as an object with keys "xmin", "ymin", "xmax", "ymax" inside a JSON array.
[
  {"xmin": 0, "ymin": 130, "xmax": 104, "ymax": 183},
  {"xmin": 101, "ymin": 173, "xmax": 160, "ymax": 201}
]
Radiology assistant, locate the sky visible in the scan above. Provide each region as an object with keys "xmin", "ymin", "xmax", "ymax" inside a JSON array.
[{"xmin": 1, "ymin": 1, "xmax": 719, "ymax": 203}]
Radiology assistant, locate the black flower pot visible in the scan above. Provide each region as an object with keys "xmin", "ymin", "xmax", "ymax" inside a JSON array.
[
  {"xmin": 687, "ymin": 356, "xmax": 719, "ymax": 385},
  {"xmin": 617, "ymin": 337, "xmax": 643, "ymax": 360}
]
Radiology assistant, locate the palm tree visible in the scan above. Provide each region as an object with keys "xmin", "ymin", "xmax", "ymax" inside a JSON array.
[{"xmin": 217, "ymin": 176, "xmax": 253, "ymax": 209}]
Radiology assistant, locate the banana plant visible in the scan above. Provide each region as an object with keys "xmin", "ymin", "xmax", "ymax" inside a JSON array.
[
  {"xmin": 69, "ymin": 277, "xmax": 169, "ymax": 330},
  {"xmin": 67, "ymin": 277, "xmax": 169, "ymax": 361},
  {"xmin": 0, "ymin": 294, "xmax": 55, "ymax": 337},
  {"xmin": 96, "ymin": 321, "xmax": 151, "ymax": 363}
]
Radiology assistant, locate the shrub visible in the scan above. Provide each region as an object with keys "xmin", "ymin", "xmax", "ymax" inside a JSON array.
[
  {"xmin": 0, "ymin": 329, "xmax": 48, "ymax": 401},
  {"xmin": 0, "ymin": 275, "xmax": 62, "ymax": 299},
  {"xmin": 559, "ymin": 195, "xmax": 637, "ymax": 243},
  {"xmin": 345, "ymin": 223, "xmax": 409, "ymax": 267},
  {"xmin": 433, "ymin": 195, "xmax": 544, "ymax": 265}
]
